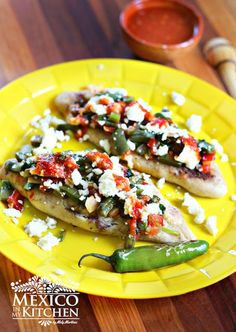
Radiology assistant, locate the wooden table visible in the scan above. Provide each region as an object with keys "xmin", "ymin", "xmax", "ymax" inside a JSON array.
[{"xmin": 0, "ymin": 1, "xmax": 235, "ymax": 331}]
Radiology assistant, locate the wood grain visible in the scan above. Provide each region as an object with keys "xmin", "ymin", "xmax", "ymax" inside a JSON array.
[{"xmin": 0, "ymin": 1, "xmax": 235, "ymax": 331}]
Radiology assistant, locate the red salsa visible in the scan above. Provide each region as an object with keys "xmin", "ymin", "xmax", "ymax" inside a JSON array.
[{"xmin": 127, "ymin": 6, "xmax": 197, "ymax": 45}]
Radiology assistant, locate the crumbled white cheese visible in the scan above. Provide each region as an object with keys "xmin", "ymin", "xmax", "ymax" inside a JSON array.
[
  {"xmin": 98, "ymin": 170, "xmax": 118, "ymax": 197},
  {"xmin": 97, "ymin": 63, "xmax": 104, "ymax": 71},
  {"xmin": 211, "ymin": 139, "xmax": 223, "ymax": 154},
  {"xmin": 46, "ymin": 217, "xmax": 57, "ymax": 229},
  {"xmin": 87, "ymin": 95, "xmax": 114, "ymax": 115},
  {"xmin": 182, "ymin": 193, "xmax": 205, "ymax": 224},
  {"xmin": 85, "ymin": 196, "xmax": 98, "ymax": 213},
  {"xmin": 127, "ymin": 139, "xmax": 136, "ymax": 151},
  {"xmin": 54, "ymin": 268, "xmax": 65, "ymax": 275},
  {"xmin": 105, "ymin": 88, "xmax": 127, "ymax": 96},
  {"xmin": 99, "ymin": 139, "xmax": 110, "ymax": 154},
  {"xmin": 186, "ymin": 114, "xmax": 202, "ymax": 133},
  {"xmin": 230, "ymin": 195, "xmax": 236, "ymax": 201},
  {"xmin": 205, "ymin": 216, "xmax": 218, "ymax": 236},
  {"xmin": 33, "ymin": 127, "xmax": 69, "ymax": 155},
  {"xmin": 228, "ymin": 250, "xmax": 236, "ymax": 256},
  {"xmin": 31, "ymin": 115, "xmax": 41, "ymax": 127},
  {"xmin": 43, "ymin": 179, "xmax": 62, "ymax": 191},
  {"xmin": 157, "ymin": 177, "xmax": 165, "ymax": 189},
  {"xmin": 141, "ymin": 203, "xmax": 161, "ymax": 223},
  {"xmin": 110, "ymin": 156, "xmax": 124, "ymax": 176},
  {"xmin": 24, "ymin": 218, "xmax": 48, "ymax": 237},
  {"xmin": 55, "ymin": 130, "xmax": 70, "ymax": 142},
  {"xmin": 145, "ymin": 122, "xmax": 188, "ymax": 141},
  {"xmin": 161, "ymin": 107, "xmax": 172, "ymax": 118},
  {"xmin": 120, "ymin": 123, "xmax": 127, "ymax": 130},
  {"xmin": 171, "ymin": 91, "xmax": 186, "ymax": 106},
  {"xmin": 221, "ymin": 153, "xmax": 229, "ymax": 162},
  {"xmin": 139, "ymin": 184, "xmax": 159, "ymax": 198},
  {"xmin": 71, "ymin": 169, "xmax": 82, "ymax": 186},
  {"xmin": 125, "ymin": 103, "xmax": 145, "ymax": 123},
  {"xmin": 93, "ymin": 168, "xmax": 103, "ymax": 175},
  {"xmin": 4, "ymin": 208, "xmax": 21, "ymax": 219},
  {"xmin": 194, "ymin": 209, "xmax": 205, "ymax": 224},
  {"xmin": 156, "ymin": 145, "xmax": 169, "ymax": 156},
  {"xmin": 44, "ymin": 108, "xmax": 51, "ymax": 116},
  {"xmin": 137, "ymin": 98, "xmax": 152, "ymax": 112},
  {"xmin": 175, "ymin": 145, "xmax": 199, "ymax": 170},
  {"xmin": 37, "ymin": 232, "xmax": 60, "ymax": 251}
]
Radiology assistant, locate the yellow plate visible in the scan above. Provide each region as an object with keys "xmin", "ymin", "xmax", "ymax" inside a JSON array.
[{"xmin": 0, "ymin": 59, "xmax": 236, "ymax": 299}]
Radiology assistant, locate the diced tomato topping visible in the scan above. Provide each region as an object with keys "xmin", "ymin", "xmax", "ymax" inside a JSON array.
[
  {"xmin": 201, "ymin": 152, "xmax": 215, "ymax": 173},
  {"xmin": 99, "ymin": 97, "xmax": 111, "ymax": 105},
  {"xmin": 150, "ymin": 117, "xmax": 168, "ymax": 128},
  {"xmin": 181, "ymin": 136, "xmax": 199, "ymax": 151},
  {"xmin": 147, "ymin": 138, "xmax": 157, "ymax": 155},
  {"xmin": 7, "ymin": 190, "xmax": 24, "ymax": 211},
  {"xmin": 132, "ymin": 200, "xmax": 143, "ymax": 219},
  {"xmin": 144, "ymin": 111, "xmax": 154, "ymax": 121},
  {"xmin": 68, "ymin": 114, "xmax": 88, "ymax": 126},
  {"xmin": 64, "ymin": 155, "xmax": 79, "ymax": 171},
  {"xmin": 148, "ymin": 214, "xmax": 164, "ymax": 227},
  {"xmin": 129, "ymin": 218, "xmax": 137, "ymax": 237},
  {"xmin": 146, "ymin": 214, "xmax": 163, "ymax": 236},
  {"xmin": 31, "ymin": 153, "xmax": 78, "ymax": 178},
  {"xmin": 86, "ymin": 151, "xmax": 113, "ymax": 170},
  {"xmin": 103, "ymin": 125, "xmax": 116, "ymax": 133},
  {"xmin": 106, "ymin": 102, "xmax": 123, "ymax": 114},
  {"xmin": 113, "ymin": 174, "xmax": 130, "ymax": 192},
  {"xmin": 74, "ymin": 127, "xmax": 88, "ymax": 140}
]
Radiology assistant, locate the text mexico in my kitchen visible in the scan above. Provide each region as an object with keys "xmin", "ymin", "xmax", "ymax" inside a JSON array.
[{"xmin": 11, "ymin": 276, "xmax": 80, "ymax": 326}]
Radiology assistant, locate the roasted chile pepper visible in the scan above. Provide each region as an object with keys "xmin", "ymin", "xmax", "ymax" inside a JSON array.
[{"xmin": 78, "ymin": 240, "xmax": 209, "ymax": 273}]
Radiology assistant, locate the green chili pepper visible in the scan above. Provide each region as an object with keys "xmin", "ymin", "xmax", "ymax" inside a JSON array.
[
  {"xmin": 161, "ymin": 227, "xmax": 180, "ymax": 236},
  {"xmin": 198, "ymin": 140, "xmax": 215, "ymax": 154},
  {"xmin": 61, "ymin": 185, "xmax": 81, "ymax": 200},
  {"xmin": 99, "ymin": 197, "xmax": 116, "ymax": 217},
  {"xmin": 0, "ymin": 180, "xmax": 14, "ymax": 200},
  {"xmin": 5, "ymin": 159, "xmax": 24, "ymax": 172},
  {"xmin": 122, "ymin": 96, "xmax": 134, "ymax": 104},
  {"xmin": 109, "ymin": 112, "xmax": 120, "ymax": 123},
  {"xmin": 154, "ymin": 112, "xmax": 171, "ymax": 120},
  {"xmin": 58, "ymin": 229, "xmax": 66, "ymax": 242},
  {"xmin": 124, "ymin": 234, "xmax": 136, "ymax": 249},
  {"xmin": 157, "ymin": 155, "xmax": 182, "ymax": 167},
  {"xmin": 112, "ymin": 128, "xmax": 129, "ymax": 155},
  {"xmin": 136, "ymin": 143, "xmax": 149, "ymax": 155},
  {"xmin": 15, "ymin": 144, "xmax": 33, "ymax": 161},
  {"xmin": 24, "ymin": 182, "xmax": 35, "ymax": 191},
  {"xmin": 129, "ymin": 129, "xmax": 154, "ymax": 143},
  {"xmin": 57, "ymin": 124, "xmax": 80, "ymax": 132},
  {"xmin": 78, "ymin": 240, "xmax": 209, "ymax": 273}
]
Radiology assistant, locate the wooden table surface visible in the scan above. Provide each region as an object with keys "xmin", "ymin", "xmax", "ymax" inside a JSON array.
[{"xmin": 0, "ymin": 0, "xmax": 235, "ymax": 331}]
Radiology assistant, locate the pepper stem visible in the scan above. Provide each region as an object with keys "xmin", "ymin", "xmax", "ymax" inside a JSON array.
[{"xmin": 78, "ymin": 253, "xmax": 111, "ymax": 267}]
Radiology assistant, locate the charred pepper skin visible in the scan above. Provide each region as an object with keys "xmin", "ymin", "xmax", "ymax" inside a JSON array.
[{"xmin": 78, "ymin": 240, "xmax": 209, "ymax": 273}]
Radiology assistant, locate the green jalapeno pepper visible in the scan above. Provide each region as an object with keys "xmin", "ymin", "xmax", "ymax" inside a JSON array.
[
  {"xmin": 78, "ymin": 240, "xmax": 209, "ymax": 273},
  {"xmin": 112, "ymin": 128, "xmax": 129, "ymax": 155}
]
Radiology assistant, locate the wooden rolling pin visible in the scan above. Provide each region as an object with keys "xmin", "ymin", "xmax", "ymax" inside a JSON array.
[{"xmin": 204, "ymin": 37, "xmax": 236, "ymax": 99}]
